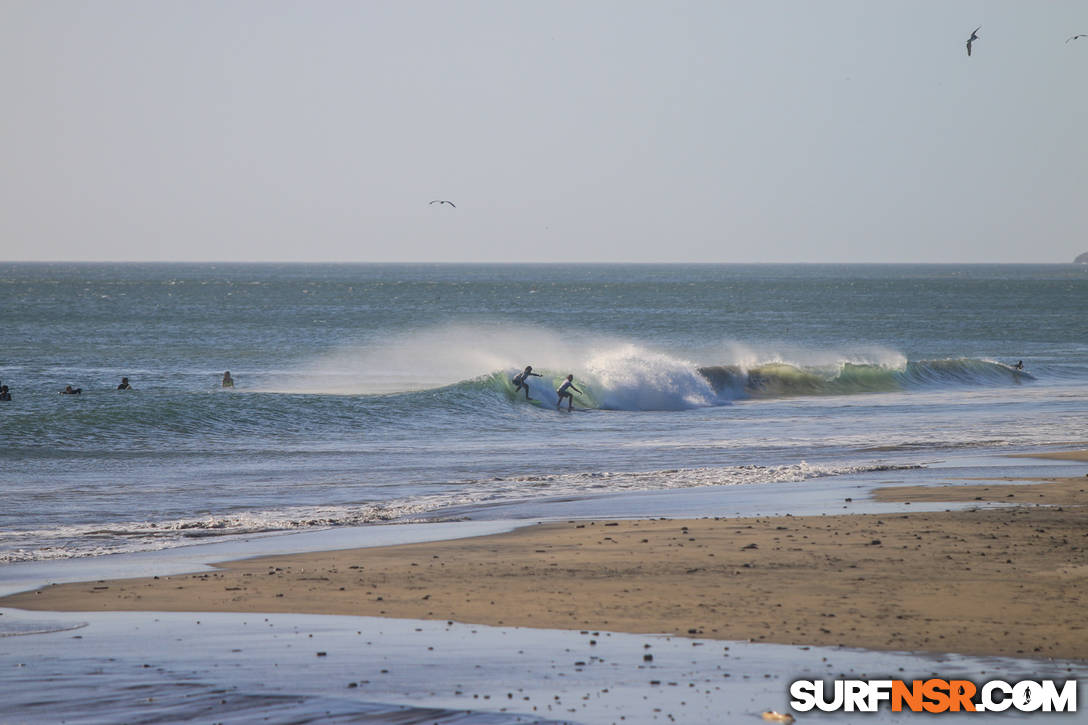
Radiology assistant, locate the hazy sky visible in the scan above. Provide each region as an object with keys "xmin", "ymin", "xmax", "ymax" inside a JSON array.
[{"xmin": 2, "ymin": 1, "xmax": 1086, "ymax": 263}]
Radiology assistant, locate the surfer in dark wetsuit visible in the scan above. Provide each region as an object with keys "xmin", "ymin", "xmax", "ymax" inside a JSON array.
[
  {"xmin": 1014, "ymin": 360, "xmax": 1024, "ymax": 371},
  {"xmin": 0, "ymin": 385, "xmax": 10, "ymax": 401},
  {"xmin": 555, "ymin": 374, "xmax": 582, "ymax": 411},
  {"xmin": 222, "ymin": 371, "xmax": 234, "ymax": 388},
  {"xmin": 512, "ymin": 365, "xmax": 542, "ymax": 400},
  {"xmin": 60, "ymin": 385, "xmax": 82, "ymax": 395},
  {"xmin": 117, "ymin": 377, "xmax": 131, "ymax": 390}
]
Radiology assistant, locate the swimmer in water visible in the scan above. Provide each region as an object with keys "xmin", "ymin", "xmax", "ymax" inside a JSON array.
[
  {"xmin": 222, "ymin": 371, "xmax": 234, "ymax": 388},
  {"xmin": 117, "ymin": 377, "xmax": 131, "ymax": 390}
]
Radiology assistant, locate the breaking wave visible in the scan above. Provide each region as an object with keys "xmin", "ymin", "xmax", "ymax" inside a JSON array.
[
  {"xmin": 264, "ymin": 325, "xmax": 1036, "ymax": 412},
  {"xmin": 462, "ymin": 355, "xmax": 1034, "ymax": 412},
  {"xmin": 697, "ymin": 358, "xmax": 1034, "ymax": 401}
]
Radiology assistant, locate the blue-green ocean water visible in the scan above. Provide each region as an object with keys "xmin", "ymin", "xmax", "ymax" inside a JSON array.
[{"xmin": 2, "ymin": 263, "xmax": 1086, "ymax": 561}]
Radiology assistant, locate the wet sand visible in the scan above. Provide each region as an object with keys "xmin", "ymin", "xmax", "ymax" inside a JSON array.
[
  {"xmin": 5, "ymin": 465, "xmax": 1086, "ymax": 661},
  {"xmin": 1010, "ymin": 449, "xmax": 1088, "ymax": 463}
]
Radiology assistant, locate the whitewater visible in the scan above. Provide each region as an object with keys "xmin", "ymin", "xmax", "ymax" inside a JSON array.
[{"xmin": 1, "ymin": 263, "xmax": 1086, "ymax": 561}]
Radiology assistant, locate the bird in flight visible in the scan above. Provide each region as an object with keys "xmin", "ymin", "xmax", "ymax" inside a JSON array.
[
  {"xmin": 966, "ymin": 26, "xmax": 981, "ymax": 56},
  {"xmin": 1067, "ymin": 34, "xmax": 1087, "ymax": 43},
  {"xmin": 429, "ymin": 200, "xmax": 456, "ymax": 208}
]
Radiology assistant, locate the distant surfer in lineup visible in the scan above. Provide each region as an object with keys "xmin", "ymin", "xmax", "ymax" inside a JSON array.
[
  {"xmin": 555, "ymin": 374, "xmax": 582, "ymax": 411},
  {"xmin": 60, "ymin": 385, "xmax": 82, "ymax": 395},
  {"xmin": 512, "ymin": 365, "xmax": 542, "ymax": 400},
  {"xmin": 222, "ymin": 371, "xmax": 234, "ymax": 388},
  {"xmin": 117, "ymin": 377, "xmax": 131, "ymax": 390}
]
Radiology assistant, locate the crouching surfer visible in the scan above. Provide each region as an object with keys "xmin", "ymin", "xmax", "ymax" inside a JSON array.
[
  {"xmin": 512, "ymin": 365, "xmax": 542, "ymax": 400},
  {"xmin": 555, "ymin": 374, "xmax": 582, "ymax": 411}
]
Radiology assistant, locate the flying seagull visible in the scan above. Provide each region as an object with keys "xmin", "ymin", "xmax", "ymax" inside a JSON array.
[
  {"xmin": 966, "ymin": 26, "xmax": 981, "ymax": 56},
  {"xmin": 1067, "ymin": 34, "xmax": 1088, "ymax": 43},
  {"xmin": 429, "ymin": 200, "xmax": 456, "ymax": 208}
]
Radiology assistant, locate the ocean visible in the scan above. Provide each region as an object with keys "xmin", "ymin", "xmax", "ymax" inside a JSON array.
[{"xmin": 2, "ymin": 263, "xmax": 1086, "ymax": 563}]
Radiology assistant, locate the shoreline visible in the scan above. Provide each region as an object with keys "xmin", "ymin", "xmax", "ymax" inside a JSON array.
[{"xmin": 4, "ymin": 458, "xmax": 1086, "ymax": 661}]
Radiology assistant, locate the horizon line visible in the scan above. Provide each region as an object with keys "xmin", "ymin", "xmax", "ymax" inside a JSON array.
[{"xmin": 3, "ymin": 259, "xmax": 1084, "ymax": 266}]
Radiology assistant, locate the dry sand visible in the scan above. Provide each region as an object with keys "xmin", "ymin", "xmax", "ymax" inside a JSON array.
[{"xmin": 5, "ymin": 464, "xmax": 1086, "ymax": 661}]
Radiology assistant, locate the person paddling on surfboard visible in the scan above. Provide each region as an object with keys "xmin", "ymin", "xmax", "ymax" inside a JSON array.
[
  {"xmin": 556, "ymin": 374, "xmax": 582, "ymax": 411},
  {"xmin": 512, "ymin": 365, "xmax": 542, "ymax": 400}
]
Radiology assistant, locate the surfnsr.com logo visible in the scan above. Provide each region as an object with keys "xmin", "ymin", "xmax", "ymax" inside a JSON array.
[{"xmin": 789, "ymin": 679, "xmax": 1077, "ymax": 713}]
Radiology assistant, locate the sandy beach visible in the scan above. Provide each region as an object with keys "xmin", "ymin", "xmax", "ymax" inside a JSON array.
[{"xmin": 6, "ymin": 457, "xmax": 1086, "ymax": 662}]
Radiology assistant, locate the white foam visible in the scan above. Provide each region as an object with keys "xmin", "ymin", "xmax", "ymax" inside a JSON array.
[
  {"xmin": 582, "ymin": 344, "xmax": 718, "ymax": 410},
  {"xmin": 712, "ymin": 340, "xmax": 908, "ymax": 374},
  {"xmin": 0, "ymin": 461, "xmax": 919, "ymax": 562}
]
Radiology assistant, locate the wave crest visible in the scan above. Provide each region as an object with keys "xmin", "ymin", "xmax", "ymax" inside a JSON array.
[
  {"xmin": 260, "ymin": 324, "xmax": 1036, "ymax": 411},
  {"xmin": 698, "ymin": 358, "xmax": 1034, "ymax": 400}
]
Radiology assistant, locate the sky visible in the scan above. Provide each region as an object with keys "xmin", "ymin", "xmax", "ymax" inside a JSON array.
[{"xmin": 1, "ymin": 1, "xmax": 1086, "ymax": 263}]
